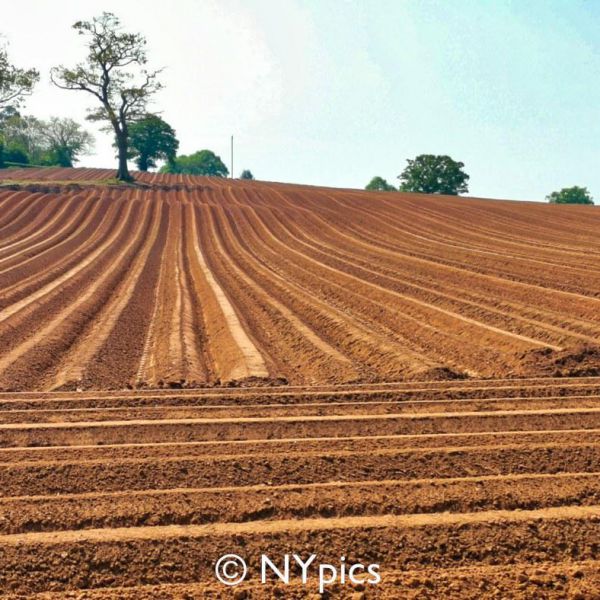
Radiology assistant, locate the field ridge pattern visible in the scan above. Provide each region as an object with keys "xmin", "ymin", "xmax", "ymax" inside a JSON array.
[{"xmin": 0, "ymin": 168, "xmax": 599, "ymax": 598}]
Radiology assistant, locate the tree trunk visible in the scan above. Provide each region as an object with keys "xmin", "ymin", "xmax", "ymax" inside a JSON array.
[{"xmin": 116, "ymin": 135, "xmax": 132, "ymax": 182}]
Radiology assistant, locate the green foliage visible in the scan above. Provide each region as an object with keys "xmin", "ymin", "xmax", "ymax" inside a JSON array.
[
  {"xmin": 38, "ymin": 117, "xmax": 94, "ymax": 167},
  {"xmin": 546, "ymin": 186, "xmax": 594, "ymax": 205},
  {"xmin": 128, "ymin": 114, "xmax": 178, "ymax": 171},
  {"xmin": 0, "ymin": 110, "xmax": 93, "ymax": 168},
  {"xmin": 240, "ymin": 169, "xmax": 254, "ymax": 180},
  {"xmin": 0, "ymin": 110, "xmax": 43, "ymax": 164},
  {"xmin": 0, "ymin": 144, "xmax": 28, "ymax": 165},
  {"xmin": 365, "ymin": 176, "xmax": 396, "ymax": 191},
  {"xmin": 161, "ymin": 149, "xmax": 229, "ymax": 177},
  {"xmin": 0, "ymin": 43, "xmax": 39, "ymax": 107},
  {"xmin": 398, "ymin": 154, "xmax": 469, "ymax": 195},
  {"xmin": 51, "ymin": 13, "xmax": 162, "ymax": 181},
  {"xmin": 0, "ymin": 105, "xmax": 19, "ymax": 125}
]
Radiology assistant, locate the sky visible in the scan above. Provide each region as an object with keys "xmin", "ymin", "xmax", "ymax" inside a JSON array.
[{"xmin": 2, "ymin": 0, "xmax": 600, "ymax": 201}]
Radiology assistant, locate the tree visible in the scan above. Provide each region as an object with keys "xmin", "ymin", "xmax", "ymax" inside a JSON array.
[
  {"xmin": 0, "ymin": 43, "xmax": 39, "ymax": 107},
  {"xmin": 0, "ymin": 144, "xmax": 28, "ymax": 167},
  {"xmin": 366, "ymin": 176, "xmax": 395, "ymax": 191},
  {"xmin": 240, "ymin": 169, "xmax": 254, "ymax": 180},
  {"xmin": 1, "ymin": 113, "xmax": 89, "ymax": 168},
  {"xmin": 398, "ymin": 154, "xmax": 469, "ymax": 195},
  {"xmin": 161, "ymin": 149, "xmax": 229, "ymax": 177},
  {"xmin": 0, "ymin": 111, "xmax": 93, "ymax": 167},
  {"xmin": 128, "ymin": 114, "xmax": 178, "ymax": 171},
  {"xmin": 546, "ymin": 186, "xmax": 594, "ymax": 205},
  {"xmin": 0, "ymin": 110, "xmax": 44, "ymax": 164},
  {"xmin": 38, "ymin": 117, "xmax": 94, "ymax": 167},
  {"xmin": 0, "ymin": 105, "xmax": 19, "ymax": 126},
  {"xmin": 51, "ymin": 13, "xmax": 162, "ymax": 181}
]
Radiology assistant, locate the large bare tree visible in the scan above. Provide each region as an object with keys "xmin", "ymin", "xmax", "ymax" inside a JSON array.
[{"xmin": 51, "ymin": 13, "xmax": 161, "ymax": 181}]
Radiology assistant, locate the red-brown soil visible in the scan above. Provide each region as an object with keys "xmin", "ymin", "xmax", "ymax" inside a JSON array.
[
  {"xmin": 2, "ymin": 168, "xmax": 600, "ymax": 389},
  {"xmin": 1, "ymin": 168, "xmax": 600, "ymax": 597},
  {"xmin": 0, "ymin": 381, "xmax": 598, "ymax": 597}
]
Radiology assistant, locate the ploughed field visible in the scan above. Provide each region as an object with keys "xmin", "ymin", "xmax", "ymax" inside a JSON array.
[
  {"xmin": 0, "ymin": 379, "xmax": 600, "ymax": 598},
  {"xmin": 1, "ymin": 168, "xmax": 600, "ymax": 598},
  {"xmin": 1, "ymin": 168, "xmax": 600, "ymax": 390}
]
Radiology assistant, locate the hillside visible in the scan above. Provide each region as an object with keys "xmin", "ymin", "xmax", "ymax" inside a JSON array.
[
  {"xmin": 2, "ymin": 168, "xmax": 600, "ymax": 597},
  {"xmin": 1, "ymin": 167, "xmax": 600, "ymax": 391}
]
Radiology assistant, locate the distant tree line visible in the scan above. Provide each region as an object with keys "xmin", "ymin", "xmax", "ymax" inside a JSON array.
[
  {"xmin": 0, "ymin": 37, "xmax": 94, "ymax": 169},
  {"xmin": 0, "ymin": 108, "xmax": 94, "ymax": 168},
  {"xmin": 3, "ymin": 13, "xmax": 591, "ymax": 196},
  {"xmin": 366, "ymin": 155, "xmax": 469, "ymax": 195},
  {"xmin": 546, "ymin": 186, "xmax": 593, "ymax": 205},
  {"xmin": 1, "ymin": 13, "xmax": 254, "ymax": 181},
  {"xmin": 160, "ymin": 149, "xmax": 228, "ymax": 177},
  {"xmin": 367, "ymin": 155, "xmax": 595, "ymax": 204}
]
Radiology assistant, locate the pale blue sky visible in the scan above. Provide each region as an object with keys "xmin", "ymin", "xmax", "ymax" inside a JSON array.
[{"xmin": 4, "ymin": 0, "xmax": 600, "ymax": 200}]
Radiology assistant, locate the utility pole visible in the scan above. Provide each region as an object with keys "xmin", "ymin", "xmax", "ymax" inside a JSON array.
[{"xmin": 230, "ymin": 135, "xmax": 234, "ymax": 179}]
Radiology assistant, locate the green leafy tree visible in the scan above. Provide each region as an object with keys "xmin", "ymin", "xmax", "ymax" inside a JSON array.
[
  {"xmin": 0, "ymin": 111, "xmax": 44, "ymax": 164},
  {"xmin": 37, "ymin": 117, "xmax": 94, "ymax": 167},
  {"xmin": 51, "ymin": 13, "xmax": 162, "ymax": 181},
  {"xmin": 240, "ymin": 169, "xmax": 254, "ymax": 180},
  {"xmin": 366, "ymin": 176, "xmax": 396, "ymax": 191},
  {"xmin": 546, "ymin": 186, "xmax": 594, "ymax": 205},
  {"xmin": 161, "ymin": 149, "xmax": 229, "ymax": 177},
  {"xmin": 398, "ymin": 154, "xmax": 469, "ymax": 195},
  {"xmin": 0, "ymin": 107, "xmax": 18, "ymax": 167},
  {"xmin": 0, "ymin": 106, "xmax": 19, "ymax": 125},
  {"xmin": 0, "ymin": 43, "xmax": 39, "ymax": 107},
  {"xmin": 0, "ymin": 111, "xmax": 93, "ymax": 167},
  {"xmin": 0, "ymin": 144, "xmax": 28, "ymax": 166},
  {"xmin": 128, "ymin": 114, "xmax": 178, "ymax": 171}
]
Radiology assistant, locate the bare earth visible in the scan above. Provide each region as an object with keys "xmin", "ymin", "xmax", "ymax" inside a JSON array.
[{"xmin": 0, "ymin": 168, "xmax": 599, "ymax": 598}]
